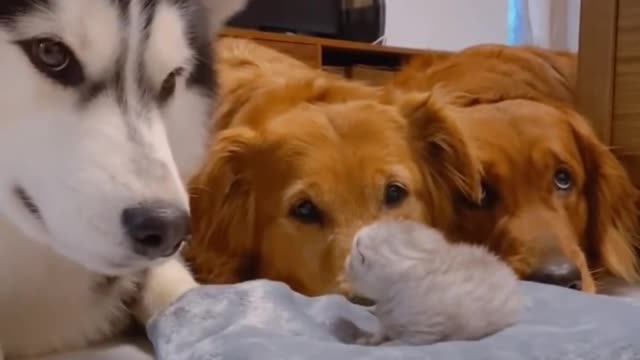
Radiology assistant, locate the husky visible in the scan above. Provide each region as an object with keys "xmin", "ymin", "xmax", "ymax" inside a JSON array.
[{"xmin": 0, "ymin": 0, "xmax": 247, "ymax": 358}]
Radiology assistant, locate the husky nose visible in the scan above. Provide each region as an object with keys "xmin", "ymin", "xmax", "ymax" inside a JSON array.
[{"xmin": 122, "ymin": 201, "xmax": 191, "ymax": 259}]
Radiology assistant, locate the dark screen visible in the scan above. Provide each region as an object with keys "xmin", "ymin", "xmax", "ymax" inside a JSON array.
[{"xmin": 228, "ymin": 0, "xmax": 343, "ymax": 37}]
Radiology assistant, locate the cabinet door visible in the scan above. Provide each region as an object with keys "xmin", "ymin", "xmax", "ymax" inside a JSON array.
[
  {"xmin": 575, "ymin": 0, "xmax": 618, "ymax": 144},
  {"xmin": 611, "ymin": 0, "xmax": 640, "ymax": 188},
  {"xmin": 577, "ymin": 0, "xmax": 640, "ymax": 188}
]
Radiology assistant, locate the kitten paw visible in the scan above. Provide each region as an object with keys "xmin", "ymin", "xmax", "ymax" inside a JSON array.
[{"xmin": 354, "ymin": 331, "xmax": 388, "ymax": 346}]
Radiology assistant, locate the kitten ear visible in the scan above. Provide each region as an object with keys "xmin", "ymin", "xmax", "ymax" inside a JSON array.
[{"xmin": 202, "ymin": 0, "xmax": 248, "ymax": 32}]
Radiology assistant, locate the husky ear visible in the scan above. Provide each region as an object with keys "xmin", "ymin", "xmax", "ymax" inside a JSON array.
[
  {"xmin": 202, "ymin": 0, "xmax": 248, "ymax": 32},
  {"xmin": 185, "ymin": 126, "xmax": 260, "ymax": 284}
]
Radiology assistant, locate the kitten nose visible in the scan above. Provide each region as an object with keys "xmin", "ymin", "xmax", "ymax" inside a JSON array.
[
  {"xmin": 526, "ymin": 256, "xmax": 582, "ymax": 291},
  {"xmin": 121, "ymin": 201, "xmax": 191, "ymax": 259}
]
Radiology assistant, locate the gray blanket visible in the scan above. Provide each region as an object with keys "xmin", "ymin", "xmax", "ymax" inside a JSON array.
[{"xmin": 148, "ymin": 279, "xmax": 640, "ymax": 360}]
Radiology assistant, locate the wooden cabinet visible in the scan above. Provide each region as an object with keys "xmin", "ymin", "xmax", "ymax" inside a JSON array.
[
  {"xmin": 219, "ymin": 27, "xmax": 449, "ymax": 86},
  {"xmin": 576, "ymin": 0, "xmax": 640, "ymax": 186},
  {"xmin": 252, "ymin": 39, "xmax": 320, "ymax": 67}
]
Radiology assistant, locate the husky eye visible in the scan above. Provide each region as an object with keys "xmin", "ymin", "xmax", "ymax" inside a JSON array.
[
  {"xmin": 17, "ymin": 37, "xmax": 84, "ymax": 87},
  {"xmin": 289, "ymin": 199, "xmax": 324, "ymax": 225},
  {"xmin": 158, "ymin": 67, "xmax": 184, "ymax": 103}
]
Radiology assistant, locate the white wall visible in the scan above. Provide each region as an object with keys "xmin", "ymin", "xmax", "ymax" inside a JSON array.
[
  {"xmin": 566, "ymin": 0, "xmax": 580, "ymax": 51},
  {"xmin": 525, "ymin": 0, "xmax": 581, "ymax": 51},
  {"xmin": 383, "ymin": 0, "xmax": 580, "ymax": 52},
  {"xmin": 383, "ymin": 0, "xmax": 509, "ymax": 51}
]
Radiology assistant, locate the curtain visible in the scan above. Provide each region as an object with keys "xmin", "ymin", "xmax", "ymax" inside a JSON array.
[{"xmin": 508, "ymin": 0, "xmax": 581, "ymax": 51}]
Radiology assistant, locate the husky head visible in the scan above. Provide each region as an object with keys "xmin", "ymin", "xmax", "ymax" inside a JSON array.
[{"xmin": 0, "ymin": 0, "xmax": 247, "ymax": 274}]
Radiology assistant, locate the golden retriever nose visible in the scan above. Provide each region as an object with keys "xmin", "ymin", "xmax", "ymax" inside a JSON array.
[
  {"xmin": 122, "ymin": 201, "xmax": 191, "ymax": 259},
  {"xmin": 525, "ymin": 256, "xmax": 582, "ymax": 291}
]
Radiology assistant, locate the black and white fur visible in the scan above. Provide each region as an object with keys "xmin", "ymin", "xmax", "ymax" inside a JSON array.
[
  {"xmin": 0, "ymin": 0, "xmax": 246, "ymax": 358},
  {"xmin": 345, "ymin": 220, "xmax": 523, "ymax": 346}
]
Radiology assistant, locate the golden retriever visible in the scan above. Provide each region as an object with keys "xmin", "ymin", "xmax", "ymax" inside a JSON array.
[
  {"xmin": 390, "ymin": 44, "xmax": 639, "ymax": 294},
  {"xmin": 184, "ymin": 39, "xmax": 481, "ymax": 296},
  {"xmin": 391, "ymin": 44, "xmax": 577, "ymax": 105}
]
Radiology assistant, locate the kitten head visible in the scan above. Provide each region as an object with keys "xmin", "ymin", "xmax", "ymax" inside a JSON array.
[{"xmin": 344, "ymin": 219, "xmax": 449, "ymax": 300}]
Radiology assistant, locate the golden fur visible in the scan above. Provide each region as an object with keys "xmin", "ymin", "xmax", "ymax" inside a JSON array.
[
  {"xmin": 391, "ymin": 44, "xmax": 577, "ymax": 105},
  {"xmin": 391, "ymin": 44, "xmax": 640, "ymax": 293},
  {"xmin": 184, "ymin": 39, "xmax": 481, "ymax": 296}
]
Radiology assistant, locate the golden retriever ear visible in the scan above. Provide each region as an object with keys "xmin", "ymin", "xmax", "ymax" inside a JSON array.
[
  {"xmin": 398, "ymin": 91, "xmax": 482, "ymax": 202},
  {"xmin": 186, "ymin": 127, "xmax": 261, "ymax": 284},
  {"xmin": 568, "ymin": 113, "xmax": 640, "ymax": 284}
]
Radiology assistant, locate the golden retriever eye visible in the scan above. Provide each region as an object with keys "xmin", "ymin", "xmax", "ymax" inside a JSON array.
[
  {"xmin": 384, "ymin": 183, "xmax": 408, "ymax": 207},
  {"xmin": 460, "ymin": 181, "xmax": 499, "ymax": 210},
  {"xmin": 478, "ymin": 182, "xmax": 499, "ymax": 209},
  {"xmin": 553, "ymin": 168, "xmax": 573, "ymax": 191},
  {"xmin": 289, "ymin": 199, "xmax": 324, "ymax": 225}
]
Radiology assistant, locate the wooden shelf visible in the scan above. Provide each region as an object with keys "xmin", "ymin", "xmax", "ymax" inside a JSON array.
[{"xmin": 220, "ymin": 27, "xmax": 449, "ymax": 71}]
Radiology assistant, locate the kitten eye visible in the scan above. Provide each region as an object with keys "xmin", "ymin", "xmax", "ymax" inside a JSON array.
[
  {"xmin": 384, "ymin": 182, "xmax": 408, "ymax": 207},
  {"xmin": 355, "ymin": 242, "xmax": 366, "ymax": 265},
  {"xmin": 17, "ymin": 37, "xmax": 84, "ymax": 87},
  {"xmin": 553, "ymin": 168, "xmax": 573, "ymax": 191},
  {"xmin": 289, "ymin": 199, "xmax": 324, "ymax": 225},
  {"xmin": 158, "ymin": 67, "xmax": 184, "ymax": 103}
]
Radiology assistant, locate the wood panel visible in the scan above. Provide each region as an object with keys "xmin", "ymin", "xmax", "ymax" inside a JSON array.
[
  {"xmin": 218, "ymin": 27, "xmax": 445, "ymax": 70},
  {"xmin": 617, "ymin": 154, "xmax": 640, "ymax": 189},
  {"xmin": 612, "ymin": 0, "xmax": 640, "ymax": 155},
  {"xmin": 575, "ymin": 0, "xmax": 618, "ymax": 144},
  {"xmin": 221, "ymin": 27, "xmax": 426, "ymax": 58},
  {"xmin": 252, "ymin": 39, "xmax": 321, "ymax": 68}
]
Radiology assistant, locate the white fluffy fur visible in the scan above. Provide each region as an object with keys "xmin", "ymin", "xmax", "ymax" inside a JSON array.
[
  {"xmin": 345, "ymin": 220, "xmax": 523, "ymax": 346},
  {"xmin": 0, "ymin": 0, "xmax": 246, "ymax": 358}
]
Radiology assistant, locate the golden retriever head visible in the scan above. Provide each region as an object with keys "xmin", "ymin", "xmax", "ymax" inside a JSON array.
[
  {"xmin": 447, "ymin": 99, "xmax": 639, "ymax": 293},
  {"xmin": 186, "ymin": 86, "xmax": 480, "ymax": 296}
]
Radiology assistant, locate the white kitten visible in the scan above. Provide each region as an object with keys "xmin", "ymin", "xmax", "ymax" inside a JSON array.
[{"xmin": 344, "ymin": 220, "xmax": 523, "ymax": 346}]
